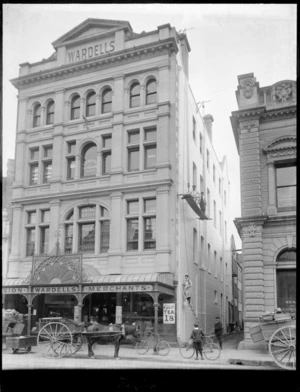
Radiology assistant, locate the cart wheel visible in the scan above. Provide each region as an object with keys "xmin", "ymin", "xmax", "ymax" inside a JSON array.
[
  {"xmin": 27, "ymin": 346, "xmax": 32, "ymax": 353},
  {"xmin": 179, "ymin": 341, "xmax": 195, "ymax": 359},
  {"xmin": 38, "ymin": 322, "xmax": 73, "ymax": 358},
  {"xmin": 12, "ymin": 348, "xmax": 19, "ymax": 354},
  {"xmin": 269, "ymin": 325, "xmax": 296, "ymax": 370},
  {"xmin": 64, "ymin": 333, "xmax": 83, "ymax": 357}
]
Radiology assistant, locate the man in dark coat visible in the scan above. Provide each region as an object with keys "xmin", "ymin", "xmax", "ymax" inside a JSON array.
[
  {"xmin": 214, "ymin": 317, "xmax": 223, "ymax": 349},
  {"xmin": 190, "ymin": 322, "xmax": 205, "ymax": 360}
]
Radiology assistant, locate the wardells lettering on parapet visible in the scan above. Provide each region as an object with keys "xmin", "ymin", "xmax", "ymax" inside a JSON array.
[{"xmin": 67, "ymin": 41, "xmax": 115, "ymax": 63}]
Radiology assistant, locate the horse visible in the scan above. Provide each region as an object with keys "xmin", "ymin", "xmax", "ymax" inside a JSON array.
[{"xmin": 85, "ymin": 322, "xmax": 141, "ymax": 359}]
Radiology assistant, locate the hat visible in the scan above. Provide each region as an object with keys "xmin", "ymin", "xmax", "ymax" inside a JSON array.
[
  {"xmin": 185, "ymin": 274, "xmax": 189, "ymax": 277},
  {"xmin": 194, "ymin": 322, "xmax": 199, "ymax": 327}
]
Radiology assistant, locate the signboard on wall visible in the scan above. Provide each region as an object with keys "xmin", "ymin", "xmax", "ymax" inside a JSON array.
[
  {"xmin": 115, "ymin": 306, "xmax": 122, "ymax": 324},
  {"xmin": 163, "ymin": 303, "xmax": 175, "ymax": 324}
]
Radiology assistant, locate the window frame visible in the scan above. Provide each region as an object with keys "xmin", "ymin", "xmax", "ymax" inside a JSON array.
[
  {"xmin": 86, "ymin": 91, "xmax": 96, "ymax": 117},
  {"xmin": 46, "ymin": 100, "xmax": 55, "ymax": 125},
  {"xmin": 101, "ymin": 88, "xmax": 112, "ymax": 114},
  {"xmin": 145, "ymin": 79, "xmax": 157, "ymax": 105},
  {"xmin": 33, "ymin": 104, "xmax": 41, "ymax": 128},
  {"xmin": 130, "ymin": 83, "xmax": 140, "ymax": 108},
  {"xmin": 71, "ymin": 95, "xmax": 80, "ymax": 120}
]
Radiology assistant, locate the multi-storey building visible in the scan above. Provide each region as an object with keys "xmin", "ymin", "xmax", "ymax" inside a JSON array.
[
  {"xmin": 230, "ymin": 73, "xmax": 296, "ymax": 349},
  {"xmin": 3, "ymin": 18, "xmax": 235, "ymax": 341}
]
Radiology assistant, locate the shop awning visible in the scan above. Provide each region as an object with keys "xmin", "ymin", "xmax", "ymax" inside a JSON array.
[
  {"xmin": 2, "ymin": 278, "xmax": 29, "ymax": 286},
  {"xmin": 87, "ymin": 273, "xmax": 174, "ymax": 287}
]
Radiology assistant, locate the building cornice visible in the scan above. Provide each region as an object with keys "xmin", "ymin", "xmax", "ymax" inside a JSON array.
[{"xmin": 10, "ymin": 38, "xmax": 178, "ymax": 90}]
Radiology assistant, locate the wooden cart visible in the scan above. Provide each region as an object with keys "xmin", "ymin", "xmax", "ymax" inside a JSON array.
[
  {"xmin": 37, "ymin": 317, "xmax": 122, "ymax": 358},
  {"xmin": 6, "ymin": 336, "xmax": 37, "ymax": 354},
  {"xmin": 249, "ymin": 312, "xmax": 296, "ymax": 370}
]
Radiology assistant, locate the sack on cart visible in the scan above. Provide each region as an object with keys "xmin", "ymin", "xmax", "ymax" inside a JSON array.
[{"xmin": 3, "ymin": 309, "xmax": 24, "ymax": 324}]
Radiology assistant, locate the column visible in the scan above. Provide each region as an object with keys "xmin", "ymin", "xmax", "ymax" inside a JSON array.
[
  {"xmin": 9, "ymin": 204, "xmax": 23, "ymax": 260},
  {"xmin": 40, "ymin": 106, "xmax": 46, "ymax": 126},
  {"xmin": 95, "ymin": 205, "xmax": 101, "ymax": 254},
  {"xmin": 73, "ymin": 207, "xmax": 79, "ymax": 253},
  {"xmin": 156, "ymin": 186, "xmax": 170, "ymax": 271},
  {"xmin": 80, "ymin": 97, "xmax": 85, "ymax": 118},
  {"xmin": 75, "ymin": 154, "xmax": 81, "ymax": 179},
  {"xmin": 267, "ymin": 162, "xmax": 277, "ymax": 215},
  {"xmin": 108, "ymin": 192, "xmax": 123, "ymax": 274},
  {"xmin": 64, "ymin": 101, "xmax": 70, "ymax": 122},
  {"xmin": 95, "ymin": 94, "xmax": 100, "ymax": 116},
  {"xmin": 27, "ymin": 297, "xmax": 32, "ymax": 336},
  {"xmin": 49, "ymin": 199, "xmax": 61, "ymax": 252}
]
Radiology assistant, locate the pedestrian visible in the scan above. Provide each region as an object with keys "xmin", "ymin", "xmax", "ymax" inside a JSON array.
[
  {"xmin": 183, "ymin": 274, "xmax": 192, "ymax": 304},
  {"xmin": 190, "ymin": 322, "xmax": 204, "ymax": 360},
  {"xmin": 214, "ymin": 316, "xmax": 223, "ymax": 349}
]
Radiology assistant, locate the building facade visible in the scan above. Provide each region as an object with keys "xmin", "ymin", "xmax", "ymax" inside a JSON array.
[
  {"xmin": 231, "ymin": 73, "xmax": 296, "ymax": 349},
  {"xmin": 4, "ymin": 19, "xmax": 236, "ymax": 341}
]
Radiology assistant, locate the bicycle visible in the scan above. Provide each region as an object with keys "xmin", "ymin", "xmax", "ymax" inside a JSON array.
[
  {"xmin": 135, "ymin": 331, "xmax": 170, "ymax": 356},
  {"xmin": 179, "ymin": 337, "xmax": 221, "ymax": 360}
]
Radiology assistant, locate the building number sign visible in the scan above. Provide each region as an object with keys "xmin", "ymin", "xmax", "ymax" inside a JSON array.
[{"xmin": 163, "ymin": 303, "xmax": 175, "ymax": 324}]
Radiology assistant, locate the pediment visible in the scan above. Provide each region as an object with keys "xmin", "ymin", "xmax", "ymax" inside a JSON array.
[
  {"xmin": 263, "ymin": 136, "xmax": 296, "ymax": 154},
  {"xmin": 52, "ymin": 18, "xmax": 132, "ymax": 48}
]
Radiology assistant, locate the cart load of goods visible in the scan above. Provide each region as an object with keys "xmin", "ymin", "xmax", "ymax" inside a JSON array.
[{"xmin": 2, "ymin": 309, "xmax": 25, "ymax": 335}]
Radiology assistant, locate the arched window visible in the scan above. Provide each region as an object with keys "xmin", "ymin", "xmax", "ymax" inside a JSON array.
[
  {"xmin": 86, "ymin": 92, "xmax": 96, "ymax": 117},
  {"xmin": 81, "ymin": 143, "xmax": 97, "ymax": 177},
  {"xmin": 33, "ymin": 104, "xmax": 41, "ymax": 127},
  {"xmin": 71, "ymin": 95, "xmax": 80, "ymax": 120},
  {"xmin": 46, "ymin": 100, "xmax": 55, "ymax": 125},
  {"xmin": 130, "ymin": 83, "xmax": 140, "ymax": 108},
  {"xmin": 276, "ymin": 249, "xmax": 296, "ymax": 315},
  {"xmin": 101, "ymin": 88, "xmax": 112, "ymax": 113},
  {"xmin": 146, "ymin": 79, "xmax": 157, "ymax": 105}
]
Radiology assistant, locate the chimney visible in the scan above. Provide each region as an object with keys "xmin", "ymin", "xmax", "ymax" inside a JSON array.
[{"xmin": 203, "ymin": 114, "xmax": 214, "ymax": 142}]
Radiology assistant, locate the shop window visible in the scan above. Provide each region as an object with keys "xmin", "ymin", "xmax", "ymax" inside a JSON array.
[
  {"xmin": 33, "ymin": 103, "xmax": 41, "ymax": 127},
  {"xmin": 66, "ymin": 141, "xmax": 76, "ymax": 180},
  {"xmin": 46, "ymin": 100, "xmax": 55, "ymax": 125},
  {"xmin": 101, "ymin": 88, "xmax": 112, "ymax": 114},
  {"xmin": 81, "ymin": 143, "xmax": 97, "ymax": 177},
  {"xmin": 71, "ymin": 95, "xmax": 80, "ymax": 120},
  {"xmin": 276, "ymin": 250, "xmax": 296, "ymax": 314},
  {"xmin": 86, "ymin": 92, "xmax": 96, "ymax": 117},
  {"xmin": 102, "ymin": 135, "xmax": 111, "ymax": 175},
  {"xmin": 275, "ymin": 164, "xmax": 296, "ymax": 209},
  {"xmin": 130, "ymin": 83, "xmax": 140, "ymax": 108},
  {"xmin": 146, "ymin": 79, "xmax": 157, "ymax": 105}
]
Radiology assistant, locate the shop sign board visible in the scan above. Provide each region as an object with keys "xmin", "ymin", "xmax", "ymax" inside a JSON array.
[
  {"xmin": 115, "ymin": 306, "xmax": 122, "ymax": 324},
  {"xmin": 83, "ymin": 284, "xmax": 154, "ymax": 293},
  {"xmin": 163, "ymin": 303, "xmax": 175, "ymax": 324},
  {"xmin": 2, "ymin": 287, "xmax": 29, "ymax": 294},
  {"xmin": 33, "ymin": 286, "xmax": 79, "ymax": 294}
]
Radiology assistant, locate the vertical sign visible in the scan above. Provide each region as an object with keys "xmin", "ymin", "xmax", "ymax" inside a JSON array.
[
  {"xmin": 115, "ymin": 306, "xmax": 122, "ymax": 324},
  {"xmin": 163, "ymin": 303, "xmax": 175, "ymax": 324}
]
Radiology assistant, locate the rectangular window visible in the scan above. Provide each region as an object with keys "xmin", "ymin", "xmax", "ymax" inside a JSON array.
[
  {"xmin": 219, "ymin": 178, "xmax": 221, "ymax": 194},
  {"xmin": 102, "ymin": 135, "xmax": 112, "ymax": 149},
  {"xmin": 213, "ymin": 200, "xmax": 216, "ymax": 227},
  {"xmin": 276, "ymin": 164, "xmax": 296, "ymax": 209},
  {"xmin": 220, "ymin": 257, "xmax": 223, "ymax": 281},
  {"xmin": 200, "ymin": 133, "xmax": 203, "ymax": 154},
  {"xmin": 26, "ymin": 228, "xmax": 35, "ymax": 256},
  {"xmin": 206, "ymin": 149, "xmax": 210, "ymax": 170},
  {"xmin": 65, "ymin": 224, "xmax": 73, "ymax": 254},
  {"xmin": 40, "ymin": 227, "xmax": 49, "ymax": 254},
  {"xmin": 79, "ymin": 223, "xmax": 95, "ymax": 253},
  {"xmin": 214, "ymin": 251, "xmax": 217, "ymax": 277},
  {"xmin": 43, "ymin": 145, "xmax": 53, "ymax": 159},
  {"xmin": 100, "ymin": 220, "xmax": 110, "ymax": 253},
  {"xmin": 43, "ymin": 162, "xmax": 52, "ymax": 183},
  {"xmin": 144, "ymin": 198, "xmax": 156, "ymax": 213},
  {"xmin": 144, "ymin": 146, "xmax": 156, "ymax": 169},
  {"xmin": 28, "ymin": 211, "xmax": 36, "ymax": 225},
  {"xmin": 102, "ymin": 152, "xmax": 111, "ymax": 174},
  {"xmin": 128, "ymin": 130, "xmax": 140, "ymax": 144},
  {"xmin": 219, "ymin": 211, "xmax": 222, "ymax": 234},
  {"xmin": 144, "ymin": 217, "xmax": 156, "ymax": 249},
  {"xmin": 29, "ymin": 164, "xmax": 39, "ymax": 185},
  {"xmin": 208, "ymin": 243, "xmax": 211, "ymax": 273},
  {"xmin": 67, "ymin": 158, "xmax": 76, "ymax": 180},
  {"xmin": 30, "ymin": 148, "xmax": 39, "ymax": 161},
  {"xmin": 67, "ymin": 141, "xmax": 76, "ymax": 155},
  {"xmin": 145, "ymin": 128, "xmax": 157, "ymax": 142},
  {"xmin": 128, "ymin": 200, "xmax": 139, "ymax": 215},
  {"xmin": 192, "ymin": 116, "xmax": 196, "ymax": 140},
  {"xmin": 41, "ymin": 210, "xmax": 50, "ymax": 223},
  {"xmin": 193, "ymin": 163, "xmax": 197, "ymax": 188},
  {"xmin": 224, "ymin": 190, "xmax": 227, "ymax": 207},
  {"xmin": 127, "ymin": 218, "xmax": 139, "ymax": 251},
  {"xmin": 201, "ymin": 236, "xmax": 204, "ymax": 267},
  {"xmin": 214, "ymin": 290, "xmax": 218, "ymax": 304},
  {"xmin": 128, "ymin": 148, "xmax": 139, "ymax": 171},
  {"xmin": 225, "ymin": 221, "xmax": 227, "ymax": 244}
]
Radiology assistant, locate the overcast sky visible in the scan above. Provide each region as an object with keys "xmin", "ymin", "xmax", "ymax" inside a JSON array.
[{"xmin": 2, "ymin": 4, "xmax": 297, "ymax": 244}]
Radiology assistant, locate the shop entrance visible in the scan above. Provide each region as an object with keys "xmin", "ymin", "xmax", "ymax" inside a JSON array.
[{"xmin": 34, "ymin": 294, "xmax": 78, "ymax": 319}]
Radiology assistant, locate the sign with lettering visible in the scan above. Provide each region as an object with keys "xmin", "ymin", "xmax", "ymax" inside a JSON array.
[
  {"xmin": 83, "ymin": 284, "xmax": 153, "ymax": 293},
  {"xmin": 67, "ymin": 40, "xmax": 115, "ymax": 63},
  {"xmin": 33, "ymin": 286, "xmax": 79, "ymax": 294},
  {"xmin": 163, "ymin": 303, "xmax": 175, "ymax": 324},
  {"xmin": 2, "ymin": 287, "xmax": 29, "ymax": 295}
]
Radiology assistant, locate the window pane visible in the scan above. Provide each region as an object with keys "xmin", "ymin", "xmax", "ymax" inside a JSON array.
[
  {"xmin": 277, "ymin": 269, "xmax": 296, "ymax": 314},
  {"xmin": 127, "ymin": 219, "xmax": 139, "ymax": 251},
  {"xmin": 102, "ymin": 89, "xmax": 112, "ymax": 113},
  {"xmin": 67, "ymin": 158, "xmax": 75, "ymax": 180},
  {"xmin": 100, "ymin": 220, "xmax": 110, "ymax": 253},
  {"xmin": 128, "ymin": 131, "xmax": 139, "ymax": 144},
  {"xmin": 144, "ymin": 217, "xmax": 156, "ymax": 249},
  {"xmin": 71, "ymin": 96, "xmax": 80, "ymax": 119},
  {"xmin": 277, "ymin": 186, "xmax": 296, "ymax": 208},
  {"xmin": 277, "ymin": 250, "xmax": 296, "ymax": 262},
  {"xmin": 101, "ymin": 207, "xmax": 109, "ymax": 218},
  {"xmin": 82, "ymin": 145, "xmax": 97, "ymax": 177},
  {"xmin": 103, "ymin": 136, "xmax": 112, "ymax": 148},
  {"xmin": 146, "ymin": 93, "xmax": 157, "ymax": 105},
  {"xmin": 145, "ymin": 146, "xmax": 156, "ymax": 169},
  {"xmin": 102, "ymin": 101, "xmax": 112, "ymax": 113},
  {"xmin": 86, "ymin": 92, "xmax": 96, "ymax": 117},
  {"xmin": 131, "ymin": 84, "xmax": 140, "ymax": 96},
  {"xmin": 79, "ymin": 223, "xmax": 95, "ymax": 253},
  {"xmin": 43, "ymin": 162, "xmax": 52, "ymax": 183},
  {"xmin": 46, "ymin": 102, "xmax": 54, "ymax": 124},
  {"xmin": 145, "ymin": 128, "xmax": 157, "ymax": 141},
  {"xmin": 28, "ymin": 211, "xmax": 36, "ymax": 224},
  {"xmin": 102, "ymin": 153, "xmax": 111, "ymax": 174},
  {"xmin": 40, "ymin": 227, "xmax": 49, "ymax": 254},
  {"xmin": 26, "ymin": 228, "xmax": 35, "ymax": 256},
  {"xmin": 41, "ymin": 210, "xmax": 50, "ymax": 223},
  {"xmin": 144, "ymin": 199, "xmax": 156, "ymax": 213},
  {"xmin": 30, "ymin": 148, "xmax": 39, "ymax": 161},
  {"xmin": 79, "ymin": 206, "xmax": 96, "ymax": 219},
  {"xmin": 128, "ymin": 149, "xmax": 139, "ymax": 171},
  {"xmin": 44, "ymin": 146, "xmax": 53, "ymax": 158},
  {"xmin": 65, "ymin": 224, "xmax": 73, "ymax": 253},
  {"xmin": 30, "ymin": 164, "xmax": 39, "ymax": 185},
  {"xmin": 128, "ymin": 200, "xmax": 139, "ymax": 215},
  {"xmin": 276, "ymin": 166, "xmax": 296, "ymax": 187}
]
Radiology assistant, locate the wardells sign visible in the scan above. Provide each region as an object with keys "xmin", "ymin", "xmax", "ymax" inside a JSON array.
[{"xmin": 67, "ymin": 40, "xmax": 115, "ymax": 63}]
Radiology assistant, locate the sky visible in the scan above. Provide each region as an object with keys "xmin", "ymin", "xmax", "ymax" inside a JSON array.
[{"xmin": 2, "ymin": 4, "xmax": 297, "ymax": 244}]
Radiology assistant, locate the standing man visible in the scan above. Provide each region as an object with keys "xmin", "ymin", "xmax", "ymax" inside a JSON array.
[
  {"xmin": 190, "ymin": 322, "xmax": 205, "ymax": 360},
  {"xmin": 214, "ymin": 316, "xmax": 223, "ymax": 349},
  {"xmin": 183, "ymin": 274, "xmax": 192, "ymax": 305}
]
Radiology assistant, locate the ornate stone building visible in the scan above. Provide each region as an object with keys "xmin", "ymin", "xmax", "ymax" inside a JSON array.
[
  {"xmin": 231, "ymin": 73, "xmax": 296, "ymax": 349},
  {"xmin": 3, "ymin": 19, "xmax": 236, "ymax": 342}
]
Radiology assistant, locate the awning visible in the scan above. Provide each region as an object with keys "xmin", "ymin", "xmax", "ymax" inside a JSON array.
[
  {"xmin": 87, "ymin": 273, "xmax": 174, "ymax": 287},
  {"xmin": 2, "ymin": 278, "xmax": 28, "ymax": 286}
]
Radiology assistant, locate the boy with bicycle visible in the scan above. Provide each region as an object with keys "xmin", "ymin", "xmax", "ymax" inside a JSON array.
[{"xmin": 190, "ymin": 322, "xmax": 205, "ymax": 360}]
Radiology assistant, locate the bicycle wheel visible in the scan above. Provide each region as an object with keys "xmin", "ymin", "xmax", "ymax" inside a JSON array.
[
  {"xmin": 135, "ymin": 339, "xmax": 149, "ymax": 355},
  {"xmin": 156, "ymin": 340, "xmax": 170, "ymax": 356},
  {"xmin": 179, "ymin": 342, "xmax": 195, "ymax": 359},
  {"xmin": 204, "ymin": 336, "xmax": 213, "ymax": 345},
  {"xmin": 203, "ymin": 343, "xmax": 221, "ymax": 360}
]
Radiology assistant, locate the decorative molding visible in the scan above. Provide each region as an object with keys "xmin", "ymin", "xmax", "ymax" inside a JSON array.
[
  {"xmin": 241, "ymin": 78, "xmax": 255, "ymax": 98},
  {"xmin": 239, "ymin": 119, "xmax": 259, "ymax": 131},
  {"xmin": 275, "ymin": 82, "xmax": 293, "ymax": 102},
  {"xmin": 245, "ymin": 222, "xmax": 257, "ymax": 237}
]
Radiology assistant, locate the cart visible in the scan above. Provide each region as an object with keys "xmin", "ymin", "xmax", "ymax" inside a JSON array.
[
  {"xmin": 6, "ymin": 336, "xmax": 37, "ymax": 354},
  {"xmin": 37, "ymin": 317, "xmax": 123, "ymax": 358},
  {"xmin": 249, "ymin": 312, "xmax": 296, "ymax": 370}
]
